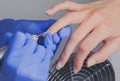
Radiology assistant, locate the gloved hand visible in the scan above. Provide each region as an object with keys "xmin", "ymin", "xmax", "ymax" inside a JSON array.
[
  {"xmin": 0, "ymin": 26, "xmax": 72, "ymax": 81},
  {"xmin": 0, "ymin": 19, "xmax": 56, "ymax": 48}
]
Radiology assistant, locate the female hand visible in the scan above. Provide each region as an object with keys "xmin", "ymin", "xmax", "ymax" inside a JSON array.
[{"xmin": 46, "ymin": 0, "xmax": 120, "ymax": 73}]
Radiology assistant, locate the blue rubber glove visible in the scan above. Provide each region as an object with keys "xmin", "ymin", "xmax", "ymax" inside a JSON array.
[
  {"xmin": 0, "ymin": 32, "xmax": 54, "ymax": 81},
  {"xmin": 0, "ymin": 19, "xmax": 56, "ymax": 48},
  {"xmin": 0, "ymin": 26, "xmax": 72, "ymax": 81}
]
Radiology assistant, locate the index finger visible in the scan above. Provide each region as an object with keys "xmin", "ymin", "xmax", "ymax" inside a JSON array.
[
  {"xmin": 46, "ymin": 10, "xmax": 91, "ymax": 34},
  {"xmin": 47, "ymin": 13, "xmax": 72, "ymax": 34}
]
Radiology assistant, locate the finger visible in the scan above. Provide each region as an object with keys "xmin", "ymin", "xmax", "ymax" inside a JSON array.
[
  {"xmin": 35, "ymin": 45, "xmax": 45, "ymax": 53},
  {"xmin": 47, "ymin": 10, "xmax": 91, "ymax": 34},
  {"xmin": 9, "ymin": 32, "xmax": 26, "ymax": 50},
  {"xmin": 73, "ymin": 24, "xmax": 111, "ymax": 73},
  {"xmin": 44, "ymin": 32, "xmax": 56, "ymax": 51},
  {"xmin": 46, "ymin": 0, "xmax": 107, "ymax": 16},
  {"xmin": 46, "ymin": 1, "xmax": 88, "ymax": 15},
  {"xmin": 25, "ymin": 33, "xmax": 31, "ymax": 39},
  {"xmin": 52, "ymin": 26, "xmax": 72, "ymax": 59},
  {"xmin": 58, "ymin": 25, "xmax": 72, "ymax": 39},
  {"xmin": 35, "ymin": 45, "xmax": 46, "ymax": 61},
  {"xmin": 56, "ymin": 14, "xmax": 102, "ymax": 70},
  {"xmin": 45, "ymin": 49, "xmax": 54, "ymax": 60},
  {"xmin": 52, "ymin": 25, "xmax": 72, "ymax": 44},
  {"xmin": 24, "ymin": 38, "xmax": 37, "ymax": 54},
  {"xmin": 52, "ymin": 33, "xmax": 60, "ymax": 44},
  {"xmin": 86, "ymin": 36, "xmax": 120, "ymax": 67}
]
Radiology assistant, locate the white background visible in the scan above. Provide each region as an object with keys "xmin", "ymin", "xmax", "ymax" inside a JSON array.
[{"xmin": 0, "ymin": 0, "xmax": 119, "ymax": 81}]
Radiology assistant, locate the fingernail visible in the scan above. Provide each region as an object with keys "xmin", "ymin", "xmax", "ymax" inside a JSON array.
[
  {"xmin": 87, "ymin": 59, "xmax": 95, "ymax": 67},
  {"xmin": 46, "ymin": 9, "xmax": 52, "ymax": 14},
  {"xmin": 73, "ymin": 68, "xmax": 79, "ymax": 74},
  {"xmin": 56, "ymin": 61, "xmax": 63, "ymax": 70}
]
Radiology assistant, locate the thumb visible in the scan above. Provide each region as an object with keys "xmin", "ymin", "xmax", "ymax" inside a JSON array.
[{"xmin": 9, "ymin": 32, "xmax": 26, "ymax": 50}]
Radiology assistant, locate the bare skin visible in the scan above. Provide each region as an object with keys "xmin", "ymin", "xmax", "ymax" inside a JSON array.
[{"xmin": 46, "ymin": 0, "xmax": 120, "ymax": 73}]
